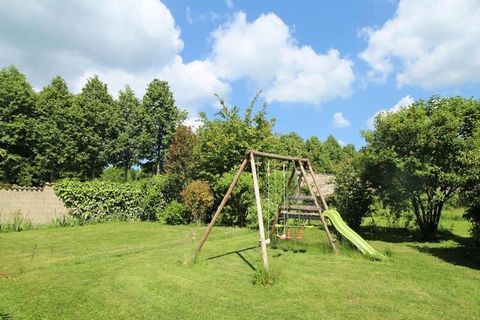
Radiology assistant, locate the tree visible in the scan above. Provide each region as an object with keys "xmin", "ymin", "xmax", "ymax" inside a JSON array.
[
  {"xmin": 141, "ymin": 79, "xmax": 185, "ymax": 175},
  {"xmin": 305, "ymin": 136, "xmax": 332, "ymax": 173},
  {"xmin": 0, "ymin": 66, "xmax": 37, "ymax": 185},
  {"xmin": 73, "ymin": 76, "xmax": 116, "ymax": 179},
  {"xmin": 109, "ymin": 86, "xmax": 144, "ymax": 181},
  {"xmin": 165, "ymin": 125, "xmax": 197, "ymax": 199},
  {"xmin": 363, "ymin": 96, "xmax": 480, "ymax": 240},
  {"xmin": 34, "ymin": 76, "xmax": 77, "ymax": 182},
  {"xmin": 195, "ymin": 92, "xmax": 275, "ymax": 180}
]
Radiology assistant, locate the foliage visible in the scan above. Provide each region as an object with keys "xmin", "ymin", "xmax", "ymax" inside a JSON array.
[
  {"xmin": 54, "ymin": 179, "xmax": 143, "ymax": 222},
  {"xmin": 214, "ymin": 170, "xmax": 256, "ymax": 227},
  {"xmin": 108, "ymin": 86, "xmax": 145, "ymax": 181},
  {"xmin": 137, "ymin": 175, "xmax": 168, "ymax": 221},
  {"xmin": 141, "ymin": 79, "xmax": 186, "ymax": 174},
  {"xmin": 363, "ymin": 96, "xmax": 480, "ymax": 240},
  {"xmin": 329, "ymin": 157, "xmax": 374, "ymax": 230},
  {"xmin": 165, "ymin": 125, "xmax": 198, "ymax": 200},
  {"xmin": 0, "ymin": 211, "xmax": 34, "ymax": 232},
  {"xmin": 34, "ymin": 76, "xmax": 78, "ymax": 183},
  {"xmin": 0, "ymin": 66, "xmax": 37, "ymax": 185},
  {"xmin": 73, "ymin": 75, "xmax": 116, "ymax": 179},
  {"xmin": 195, "ymin": 92, "xmax": 275, "ymax": 181},
  {"xmin": 181, "ymin": 180, "xmax": 214, "ymax": 223},
  {"xmin": 161, "ymin": 200, "xmax": 189, "ymax": 225},
  {"xmin": 100, "ymin": 166, "xmax": 139, "ymax": 182}
]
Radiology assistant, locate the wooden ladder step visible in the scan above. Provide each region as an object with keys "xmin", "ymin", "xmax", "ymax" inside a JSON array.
[
  {"xmin": 286, "ymin": 195, "xmax": 316, "ymax": 201},
  {"xmin": 279, "ymin": 204, "xmax": 320, "ymax": 212},
  {"xmin": 278, "ymin": 211, "xmax": 322, "ymax": 221}
]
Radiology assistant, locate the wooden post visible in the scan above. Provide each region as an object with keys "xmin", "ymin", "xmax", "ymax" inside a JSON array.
[
  {"xmin": 298, "ymin": 161, "xmax": 338, "ymax": 254},
  {"xmin": 250, "ymin": 152, "xmax": 269, "ymax": 271},
  {"xmin": 192, "ymin": 157, "xmax": 248, "ymax": 262}
]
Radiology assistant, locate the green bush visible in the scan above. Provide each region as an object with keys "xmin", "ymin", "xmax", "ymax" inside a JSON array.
[
  {"xmin": 55, "ymin": 177, "xmax": 169, "ymax": 223},
  {"xmin": 329, "ymin": 159, "xmax": 374, "ymax": 230},
  {"xmin": 0, "ymin": 211, "xmax": 34, "ymax": 232},
  {"xmin": 181, "ymin": 180, "xmax": 214, "ymax": 223},
  {"xmin": 464, "ymin": 199, "xmax": 480, "ymax": 247},
  {"xmin": 161, "ymin": 200, "xmax": 189, "ymax": 225},
  {"xmin": 138, "ymin": 175, "xmax": 168, "ymax": 221},
  {"xmin": 55, "ymin": 179, "xmax": 143, "ymax": 222}
]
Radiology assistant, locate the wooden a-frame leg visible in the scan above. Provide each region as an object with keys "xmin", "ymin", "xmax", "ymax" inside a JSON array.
[
  {"xmin": 298, "ymin": 161, "xmax": 338, "ymax": 254},
  {"xmin": 192, "ymin": 158, "xmax": 248, "ymax": 263},
  {"xmin": 250, "ymin": 152, "xmax": 269, "ymax": 271}
]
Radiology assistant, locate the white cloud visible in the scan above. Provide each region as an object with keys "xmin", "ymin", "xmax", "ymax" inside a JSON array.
[
  {"xmin": 211, "ymin": 12, "xmax": 355, "ymax": 104},
  {"xmin": 0, "ymin": 2, "xmax": 354, "ymax": 112},
  {"xmin": 360, "ymin": 0, "xmax": 480, "ymax": 88},
  {"xmin": 332, "ymin": 112, "xmax": 351, "ymax": 128},
  {"xmin": 367, "ymin": 95, "xmax": 414, "ymax": 129}
]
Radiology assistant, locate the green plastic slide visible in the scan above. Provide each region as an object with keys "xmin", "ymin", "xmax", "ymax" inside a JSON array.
[{"xmin": 323, "ymin": 209, "xmax": 386, "ymax": 260}]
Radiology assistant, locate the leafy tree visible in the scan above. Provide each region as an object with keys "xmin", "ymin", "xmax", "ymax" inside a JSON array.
[
  {"xmin": 363, "ymin": 96, "xmax": 480, "ymax": 240},
  {"xmin": 195, "ymin": 92, "xmax": 275, "ymax": 180},
  {"xmin": 305, "ymin": 136, "xmax": 332, "ymax": 173},
  {"xmin": 181, "ymin": 180, "xmax": 214, "ymax": 223},
  {"xmin": 329, "ymin": 156, "xmax": 374, "ymax": 230},
  {"xmin": 73, "ymin": 76, "xmax": 116, "ymax": 179},
  {"xmin": 141, "ymin": 80, "xmax": 186, "ymax": 175},
  {"xmin": 109, "ymin": 86, "xmax": 144, "ymax": 181},
  {"xmin": 165, "ymin": 125, "xmax": 197, "ymax": 199},
  {"xmin": 0, "ymin": 66, "xmax": 37, "ymax": 185},
  {"xmin": 34, "ymin": 76, "xmax": 77, "ymax": 182}
]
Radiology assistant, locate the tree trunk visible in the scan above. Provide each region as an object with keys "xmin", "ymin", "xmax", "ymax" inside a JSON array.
[{"xmin": 411, "ymin": 197, "xmax": 445, "ymax": 241}]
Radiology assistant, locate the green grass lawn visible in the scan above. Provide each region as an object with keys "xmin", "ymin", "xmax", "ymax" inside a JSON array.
[{"xmin": 1, "ymin": 212, "xmax": 479, "ymax": 319}]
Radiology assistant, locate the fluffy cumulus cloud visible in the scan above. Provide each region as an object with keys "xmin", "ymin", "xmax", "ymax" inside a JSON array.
[
  {"xmin": 0, "ymin": 1, "xmax": 354, "ymax": 112},
  {"xmin": 360, "ymin": 0, "xmax": 480, "ymax": 88},
  {"xmin": 211, "ymin": 12, "xmax": 355, "ymax": 104},
  {"xmin": 0, "ymin": 0, "xmax": 229, "ymax": 114},
  {"xmin": 367, "ymin": 95, "xmax": 414, "ymax": 129},
  {"xmin": 332, "ymin": 112, "xmax": 351, "ymax": 128}
]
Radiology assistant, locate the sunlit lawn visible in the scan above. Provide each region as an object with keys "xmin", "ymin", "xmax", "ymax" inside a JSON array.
[{"xmin": 1, "ymin": 209, "xmax": 479, "ymax": 319}]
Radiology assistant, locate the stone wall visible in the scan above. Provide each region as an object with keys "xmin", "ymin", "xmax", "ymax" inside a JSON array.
[{"xmin": 0, "ymin": 184, "xmax": 67, "ymax": 224}]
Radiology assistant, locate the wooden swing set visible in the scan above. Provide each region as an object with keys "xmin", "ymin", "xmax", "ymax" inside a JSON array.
[{"xmin": 192, "ymin": 149, "xmax": 338, "ymax": 271}]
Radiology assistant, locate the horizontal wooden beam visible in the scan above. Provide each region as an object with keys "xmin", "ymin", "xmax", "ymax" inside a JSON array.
[
  {"xmin": 278, "ymin": 211, "xmax": 321, "ymax": 221},
  {"xmin": 246, "ymin": 150, "xmax": 309, "ymax": 163}
]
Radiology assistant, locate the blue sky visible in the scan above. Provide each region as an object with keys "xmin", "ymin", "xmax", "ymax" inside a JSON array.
[{"xmin": 1, "ymin": 0, "xmax": 480, "ymax": 147}]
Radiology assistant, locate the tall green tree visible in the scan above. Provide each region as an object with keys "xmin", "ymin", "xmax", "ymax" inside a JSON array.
[
  {"xmin": 141, "ymin": 80, "xmax": 185, "ymax": 175},
  {"xmin": 305, "ymin": 136, "xmax": 332, "ymax": 173},
  {"xmin": 363, "ymin": 96, "xmax": 480, "ymax": 240},
  {"xmin": 73, "ymin": 75, "xmax": 116, "ymax": 179},
  {"xmin": 34, "ymin": 76, "xmax": 77, "ymax": 182},
  {"xmin": 165, "ymin": 124, "xmax": 197, "ymax": 199},
  {"xmin": 109, "ymin": 86, "xmax": 144, "ymax": 181},
  {"xmin": 0, "ymin": 66, "xmax": 37, "ymax": 185}
]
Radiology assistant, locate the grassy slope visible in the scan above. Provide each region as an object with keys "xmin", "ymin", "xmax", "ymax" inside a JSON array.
[{"xmin": 1, "ymin": 213, "xmax": 479, "ymax": 319}]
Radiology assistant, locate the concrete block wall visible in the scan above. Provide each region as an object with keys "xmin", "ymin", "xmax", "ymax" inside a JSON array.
[{"xmin": 0, "ymin": 185, "xmax": 67, "ymax": 224}]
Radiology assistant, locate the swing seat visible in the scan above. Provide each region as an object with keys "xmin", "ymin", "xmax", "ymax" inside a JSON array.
[{"xmin": 277, "ymin": 234, "xmax": 287, "ymax": 240}]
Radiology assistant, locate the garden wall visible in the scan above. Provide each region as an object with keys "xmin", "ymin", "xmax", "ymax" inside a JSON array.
[{"xmin": 0, "ymin": 184, "xmax": 67, "ymax": 224}]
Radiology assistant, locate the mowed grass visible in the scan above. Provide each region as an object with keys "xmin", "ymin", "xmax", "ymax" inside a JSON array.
[{"xmin": 1, "ymin": 213, "xmax": 479, "ymax": 319}]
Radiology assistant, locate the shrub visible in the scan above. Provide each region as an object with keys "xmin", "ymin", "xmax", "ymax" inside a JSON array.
[
  {"xmin": 329, "ymin": 159, "xmax": 374, "ymax": 230},
  {"xmin": 137, "ymin": 175, "xmax": 168, "ymax": 221},
  {"xmin": 181, "ymin": 180, "xmax": 214, "ymax": 223},
  {"xmin": 464, "ymin": 194, "xmax": 480, "ymax": 247},
  {"xmin": 54, "ymin": 179, "xmax": 143, "ymax": 222},
  {"xmin": 161, "ymin": 200, "xmax": 189, "ymax": 225}
]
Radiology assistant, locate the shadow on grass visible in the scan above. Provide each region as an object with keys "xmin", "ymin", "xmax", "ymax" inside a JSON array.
[
  {"xmin": 207, "ymin": 246, "xmax": 257, "ymax": 271},
  {"xmin": 357, "ymin": 225, "xmax": 480, "ymax": 270}
]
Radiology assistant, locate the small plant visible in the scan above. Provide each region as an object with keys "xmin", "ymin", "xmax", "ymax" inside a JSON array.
[
  {"xmin": 252, "ymin": 263, "xmax": 280, "ymax": 286},
  {"xmin": 0, "ymin": 211, "xmax": 33, "ymax": 232}
]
